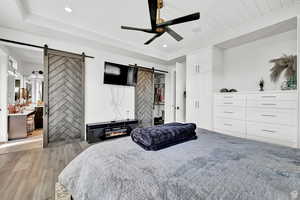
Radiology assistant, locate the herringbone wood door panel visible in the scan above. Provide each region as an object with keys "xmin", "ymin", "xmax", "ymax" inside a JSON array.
[
  {"xmin": 135, "ymin": 69, "xmax": 154, "ymax": 127},
  {"xmin": 45, "ymin": 52, "xmax": 84, "ymax": 144}
]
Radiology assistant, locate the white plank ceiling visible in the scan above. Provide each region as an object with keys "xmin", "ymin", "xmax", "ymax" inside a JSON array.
[
  {"xmin": 0, "ymin": 0, "xmax": 297, "ymax": 60},
  {"xmin": 23, "ymin": 0, "xmax": 296, "ymax": 52}
]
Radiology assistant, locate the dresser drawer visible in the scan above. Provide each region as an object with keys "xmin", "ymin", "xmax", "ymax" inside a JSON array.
[
  {"xmin": 214, "ymin": 118, "xmax": 246, "ymax": 137},
  {"xmin": 215, "ymin": 99, "xmax": 246, "ymax": 107},
  {"xmin": 247, "ymin": 93, "xmax": 297, "ymax": 101},
  {"xmin": 215, "ymin": 94, "xmax": 246, "ymax": 101},
  {"xmin": 214, "ymin": 106, "xmax": 246, "ymax": 120},
  {"xmin": 247, "ymin": 100, "xmax": 297, "ymax": 109},
  {"xmin": 247, "ymin": 109, "xmax": 297, "ymax": 126},
  {"xmin": 246, "ymin": 122, "xmax": 297, "ymax": 147}
]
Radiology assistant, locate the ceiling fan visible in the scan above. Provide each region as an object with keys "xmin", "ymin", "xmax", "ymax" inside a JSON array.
[{"xmin": 121, "ymin": 0, "xmax": 200, "ymax": 45}]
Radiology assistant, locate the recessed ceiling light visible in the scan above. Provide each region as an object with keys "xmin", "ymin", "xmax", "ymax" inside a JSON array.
[
  {"xmin": 163, "ymin": 44, "xmax": 167, "ymax": 48},
  {"xmin": 65, "ymin": 6, "xmax": 72, "ymax": 13}
]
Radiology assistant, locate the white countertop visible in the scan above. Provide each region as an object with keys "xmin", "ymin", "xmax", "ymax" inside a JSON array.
[{"xmin": 8, "ymin": 110, "xmax": 35, "ymax": 116}]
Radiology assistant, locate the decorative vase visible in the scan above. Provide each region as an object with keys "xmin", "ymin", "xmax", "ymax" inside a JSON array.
[
  {"xmin": 259, "ymin": 79, "xmax": 264, "ymax": 91},
  {"xmin": 260, "ymin": 85, "xmax": 264, "ymax": 91},
  {"xmin": 287, "ymin": 74, "xmax": 297, "ymax": 90}
]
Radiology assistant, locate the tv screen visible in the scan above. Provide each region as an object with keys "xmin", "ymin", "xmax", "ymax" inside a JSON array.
[{"xmin": 104, "ymin": 62, "xmax": 137, "ymax": 86}]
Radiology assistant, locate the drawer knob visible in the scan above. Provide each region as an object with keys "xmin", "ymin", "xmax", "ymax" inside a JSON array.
[
  {"xmin": 261, "ymin": 114, "xmax": 276, "ymax": 117},
  {"xmin": 224, "ymin": 102, "xmax": 233, "ymax": 105},
  {"xmin": 224, "ymin": 123, "xmax": 232, "ymax": 126},
  {"xmin": 224, "ymin": 111, "xmax": 234, "ymax": 114},
  {"xmin": 261, "ymin": 129, "xmax": 276, "ymax": 133},
  {"xmin": 261, "ymin": 96, "xmax": 276, "ymax": 98},
  {"xmin": 261, "ymin": 103, "xmax": 276, "ymax": 106}
]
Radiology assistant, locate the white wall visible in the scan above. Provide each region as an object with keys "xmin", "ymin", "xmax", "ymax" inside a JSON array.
[
  {"xmin": 221, "ymin": 30, "xmax": 297, "ymax": 91},
  {"xmin": 85, "ymin": 50, "xmax": 168, "ymax": 124},
  {"xmin": 212, "ymin": 47, "xmax": 224, "ymax": 92},
  {"xmin": 165, "ymin": 65, "xmax": 176, "ymax": 123},
  {"xmin": 85, "ymin": 55, "xmax": 137, "ymax": 123},
  {"xmin": 19, "ymin": 61, "xmax": 43, "ymax": 77}
]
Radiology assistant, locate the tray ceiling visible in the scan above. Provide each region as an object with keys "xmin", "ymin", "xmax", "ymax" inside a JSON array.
[{"xmin": 0, "ymin": 0, "xmax": 298, "ymax": 62}]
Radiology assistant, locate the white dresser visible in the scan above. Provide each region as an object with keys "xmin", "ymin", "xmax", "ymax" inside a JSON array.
[
  {"xmin": 214, "ymin": 91, "xmax": 298, "ymax": 148},
  {"xmin": 214, "ymin": 93, "xmax": 246, "ymax": 138}
]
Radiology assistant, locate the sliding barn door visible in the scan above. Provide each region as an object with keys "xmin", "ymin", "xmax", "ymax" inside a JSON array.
[
  {"xmin": 135, "ymin": 68, "xmax": 154, "ymax": 127},
  {"xmin": 44, "ymin": 49, "xmax": 85, "ymax": 146}
]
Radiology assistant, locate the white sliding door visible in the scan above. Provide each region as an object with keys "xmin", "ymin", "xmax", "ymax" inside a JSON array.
[
  {"xmin": 0, "ymin": 51, "xmax": 8, "ymax": 142},
  {"xmin": 175, "ymin": 62, "xmax": 186, "ymax": 122}
]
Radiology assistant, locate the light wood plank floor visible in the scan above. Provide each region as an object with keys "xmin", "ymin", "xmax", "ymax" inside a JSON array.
[
  {"xmin": 0, "ymin": 136, "xmax": 43, "ymax": 155},
  {"xmin": 0, "ymin": 129, "xmax": 44, "ymax": 155},
  {"xmin": 0, "ymin": 142, "xmax": 90, "ymax": 200}
]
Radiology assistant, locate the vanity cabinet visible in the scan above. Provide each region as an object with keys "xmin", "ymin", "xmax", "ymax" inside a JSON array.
[
  {"xmin": 214, "ymin": 91, "xmax": 298, "ymax": 148},
  {"xmin": 8, "ymin": 111, "xmax": 35, "ymax": 139}
]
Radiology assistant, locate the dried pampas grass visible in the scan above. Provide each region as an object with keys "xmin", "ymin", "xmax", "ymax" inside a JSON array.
[{"xmin": 270, "ymin": 55, "xmax": 297, "ymax": 82}]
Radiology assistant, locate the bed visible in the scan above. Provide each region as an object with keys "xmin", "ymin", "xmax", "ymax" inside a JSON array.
[{"xmin": 58, "ymin": 129, "xmax": 300, "ymax": 200}]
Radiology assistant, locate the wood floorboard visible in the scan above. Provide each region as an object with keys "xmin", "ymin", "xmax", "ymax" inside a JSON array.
[
  {"xmin": 0, "ymin": 136, "xmax": 43, "ymax": 155},
  {"xmin": 0, "ymin": 142, "xmax": 90, "ymax": 200}
]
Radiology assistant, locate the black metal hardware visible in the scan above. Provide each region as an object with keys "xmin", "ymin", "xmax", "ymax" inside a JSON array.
[
  {"xmin": 130, "ymin": 64, "xmax": 168, "ymax": 74},
  {"xmin": 0, "ymin": 38, "xmax": 94, "ymax": 59}
]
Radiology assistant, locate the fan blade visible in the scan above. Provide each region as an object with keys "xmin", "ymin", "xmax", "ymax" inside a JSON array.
[
  {"xmin": 121, "ymin": 26, "xmax": 155, "ymax": 33},
  {"xmin": 148, "ymin": 0, "xmax": 158, "ymax": 29},
  {"xmin": 156, "ymin": 12, "xmax": 200, "ymax": 28},
  {"xmin": 144, "ymin": 33, "xmax": 164, "ymax": 45},
  {"xmin": 165, "ymin": 27, "xmax": 183, "ymax": 41}
]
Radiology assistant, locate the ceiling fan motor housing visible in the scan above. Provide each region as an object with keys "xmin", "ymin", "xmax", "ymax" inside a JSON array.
[
  {"xmin": 156, "ymin": 0, "xmax": 164, "ymax": 33},
  {"xmin": 158, "ymin": 0, "xmax": 164, "ymax": 9},
  {"xmin": 121, "ymin": 0, "xmax": 200, "ymax": 44},
  {"xmin": 156, "ymin": 18, "xmax": 165, "ymax": 33}
]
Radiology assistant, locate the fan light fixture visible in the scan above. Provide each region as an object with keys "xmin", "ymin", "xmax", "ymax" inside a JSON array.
[
  {"xmin": 163, "ymin": 44, "xmax": 167, "ymax": 48},
  {"xmin": 65, "ymin": 6, "xmax": 72, "ymax": 13}
]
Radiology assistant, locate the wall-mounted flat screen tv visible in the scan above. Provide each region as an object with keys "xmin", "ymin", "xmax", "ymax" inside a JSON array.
[{"xmin": 104, "ymin": 62, "xmax": 137, "ymax": 86}]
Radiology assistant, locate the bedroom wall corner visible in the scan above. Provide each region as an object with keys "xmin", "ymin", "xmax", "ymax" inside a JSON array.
[
  {"xmin": 165, "ymin": 65, "xmax": 176, "ymax": 123},
  {"xmin": 297, "ymin": 16, "xmax": 300, "ymax": 148},
  {"xmin": 0, "ymin": 46, "xmax": 8, "ymax": 142}
]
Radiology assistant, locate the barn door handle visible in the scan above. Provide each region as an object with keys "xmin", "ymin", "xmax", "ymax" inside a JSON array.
[{"xmin": 45, "ymin": 104, "xmax": 49, "ymax": 115}]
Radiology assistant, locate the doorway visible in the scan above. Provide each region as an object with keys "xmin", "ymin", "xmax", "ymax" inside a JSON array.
[
  {"xmin": 175, "ymin": 62, "xmax": 186, "ymax": 122},
  {"xmin": 0, "ymin": 45, "xmax": 44, "ymax": 154},
  {"xmin": 154, "ymin": 73, "xmax": 166, "ymax": 125},
  {"xmin": 0, "ymin": 39, "xmax": 89, "ymax": 151}
]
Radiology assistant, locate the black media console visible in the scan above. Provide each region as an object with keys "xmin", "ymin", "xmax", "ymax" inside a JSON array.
[{"xmin": 86, "ymin": 119, "xmax": 139, "ymax": 144}]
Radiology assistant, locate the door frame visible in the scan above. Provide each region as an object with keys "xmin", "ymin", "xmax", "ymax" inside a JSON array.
[
  {"xmin": 173, "ymin": 70, "xmax": 177, "ymax": 121},
  {"xmin": 0, "ymin": 48, "xmax": 8, "ymax": 142},
  {"xmin": 43, "ymin": 48, "xmax": 86, "ymax": 147},
  {"xmin": 175, "ymin": 62, "xmax": 187, "ymax": 122}
]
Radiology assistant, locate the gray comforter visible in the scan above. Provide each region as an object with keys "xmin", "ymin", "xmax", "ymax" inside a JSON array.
[{"xmin": 59, "ymin": 129, "xmax": 300, "ymax": 200}]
